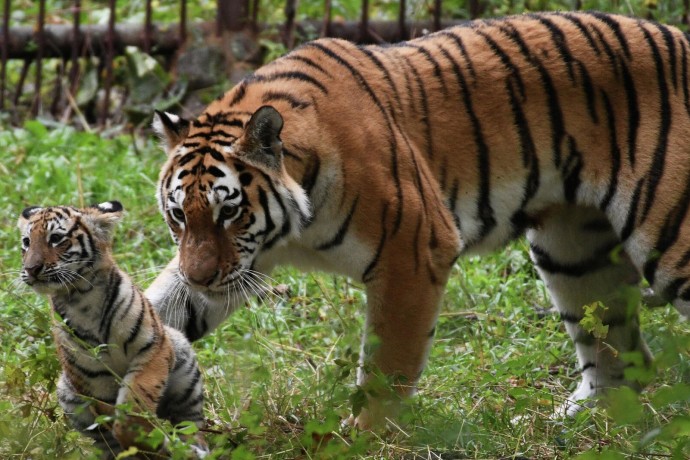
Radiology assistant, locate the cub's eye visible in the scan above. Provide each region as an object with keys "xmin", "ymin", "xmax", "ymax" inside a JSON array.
[
  {"xmin": 49, "ymin": 234, "xmax": 63, "ymax": 245},
  {"xmin": 170, "ymin": 208, "xmax": 185, "ymax": 222},
  {"xmin": 219, "ymin": 204, "xmax": 239, "ymax": 221},
  {"xmin": 22, "ymin": 237, "xmax": 30, "ymax": 247}
]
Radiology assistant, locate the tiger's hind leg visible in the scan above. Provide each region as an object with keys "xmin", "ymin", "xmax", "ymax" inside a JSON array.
[{"xmin": 526, "ymin": 205, "xmax": 653, "ymax": 416}]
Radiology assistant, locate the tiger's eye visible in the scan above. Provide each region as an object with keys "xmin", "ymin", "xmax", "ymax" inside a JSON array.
[
  {"xmin": 49, "ymin": 234, "xmax": 63, "ymax": 245},
  {"xmin": 171, "ymin": 208, "xmax": 185, "ymax": 222},
  {"xmin": 219, "ymin": 205, "xmax": 239, "ymax": 220},
  {"xmin": 22, "ymin": 237, "xmax": 30, "ymax": 247}
]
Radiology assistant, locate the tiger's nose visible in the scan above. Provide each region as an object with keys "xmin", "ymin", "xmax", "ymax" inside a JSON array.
[
  {"xmin": 24, "ymin": 263, "xmax": 43, "ymax": 279},
  {"xmin": 187, "ymin": 270, "xmax": 218, "ymax": 287}
]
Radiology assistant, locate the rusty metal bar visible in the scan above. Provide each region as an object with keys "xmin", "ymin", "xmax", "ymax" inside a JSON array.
[
  {"xmin": 398, "ymin": 0, "xmax": 407, "ymax": 40},
  {"xmin": 251, "ymin": 0, "xmax": 259, "ymax": 31},
  {"xmin": 144, "ymin": 0, "xmax": 153, "ymax": 53},
  {"xmin": 4, "ymin": 24, "xmax": 181, "ymax": 59},
  {"xmin": 180, "ymin": 0, "xmax": 188, "ymax": 44},
  {"xmin": 1, "ymin": 0, "xmax": 10, "ymax": 110},
  {"xmin": 14, "ymin": 58, "xmax": 30, "ymax": 108},
  {"xmin": 433, "ymin": 0, "xmax": 441, "ymax": 31},
  {"xmin": 217, "ymin": 0, "xmax": 249, "ymax": 35},
  {"xmin": 32, "ymin": 0, "xmax": 47, "ymax": 116},
  {"xmin": 284, "ymin": 0, "xmax": 298, "ymax": 48},
  {"xmin": 360, "ymin": 0, "xmax": 370, "ymax": 42},
  {"xmin": 50, "ymin": 60, "xmax": 64, "ymax": 115},
  {"xmin": 101, "ymin": 0, "xmax": 116, "ymax": 126},
  {"xmin": 322, "ymin": 0, "xmax": 332, "ymax": 38},
  {"xmin": 69, "ymin": 0, "xmax": 81, "ymax": 94}
]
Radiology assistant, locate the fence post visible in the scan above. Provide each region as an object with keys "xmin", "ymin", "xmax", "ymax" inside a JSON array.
[
  {"xmin": 32, "ymin": 0, "xmax": 46, "ymax": 116},
  {"xmin": 1, "ymin": 0, "xmax": 10, "ymax": 111},
  {"xmin": 284, "ymin": 0, "xmax": 298, "ymax": 48},
  {"xmin": 217, "ymin": 0, "xmax": 250, "ymax": 35}
]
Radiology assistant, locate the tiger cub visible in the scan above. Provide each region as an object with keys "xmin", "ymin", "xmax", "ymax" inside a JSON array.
[{"xmin": 18, "ymin": 201, "xmax": 206, "ymax": 458}]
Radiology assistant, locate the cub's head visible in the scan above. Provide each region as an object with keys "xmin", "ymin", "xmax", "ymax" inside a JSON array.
[
  {"xmin": 17, "ymin": 201, "xmax": 123, "ymax": 294},
  {"xmin": 153, "ymin": 105, "xmax": 310, "ymax": 296}
]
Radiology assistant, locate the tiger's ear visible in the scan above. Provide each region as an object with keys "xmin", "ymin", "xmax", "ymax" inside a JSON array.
[
  {"xmin": 239, "ymin": 106, "xmax": 284, "ymax": 172},
  {"xmin": 17, "ymin": 206, "xmax": 42, "ymax": 231},
  {"xmin": 153, "ymin": 110, "xmax": 190, "ymax": 153},
  {"xmin": 84, "ymin": 201, "xmax": 124, "ymax": 239}
]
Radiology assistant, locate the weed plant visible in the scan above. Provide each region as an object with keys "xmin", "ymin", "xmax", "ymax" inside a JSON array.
[{"xmin": 3, "ymin": 124, "xmax": 690, "ymax": 458}]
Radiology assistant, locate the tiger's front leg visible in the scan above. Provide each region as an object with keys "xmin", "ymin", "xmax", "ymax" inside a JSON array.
[{"xmin": 353, "ymin": 226, "xmax": 458, "ymax": 429}]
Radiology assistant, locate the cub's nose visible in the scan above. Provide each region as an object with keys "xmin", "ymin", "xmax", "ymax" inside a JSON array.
[{"xmin": 24, "ymin": 263, "xmax": 44, "ymax": 279}]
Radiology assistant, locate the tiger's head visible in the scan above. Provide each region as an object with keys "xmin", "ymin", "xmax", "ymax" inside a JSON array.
[
  {"xmin": 17, "ymin": 201, "xmax": 123, "ymax": 295},
  {"xmin": 152, "ymin": 105, "xmax": 311, "ymax": 298}
]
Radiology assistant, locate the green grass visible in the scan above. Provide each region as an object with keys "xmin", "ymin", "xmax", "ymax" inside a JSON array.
[{"xmin": 3, "ymin": 124, "xmax": 690, "ymax": 459}]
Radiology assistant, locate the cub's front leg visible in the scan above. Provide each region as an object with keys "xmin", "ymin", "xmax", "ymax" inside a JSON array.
[
  {"xmin": 113, "ymin": 338, "xmax": 174, "ymax": 453},
  {"xmin": 57, "ymin": 373, "xmax": 122, "ymax": 457}
]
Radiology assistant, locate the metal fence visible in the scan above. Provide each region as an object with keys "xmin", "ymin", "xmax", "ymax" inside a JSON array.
[
  {"xmin": 0, "ymin": 0, "xmax": 480, "ymax": 126},
  {"xmin": 3, "ymin": 0, "xmax": 689, "ymax": 126}
]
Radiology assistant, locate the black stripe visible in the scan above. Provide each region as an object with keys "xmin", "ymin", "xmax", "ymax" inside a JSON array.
[
  {"xmin": 99, "ymin": 269, "xmax": 123, "ymax": 343},
  {"xmin": 681, "ymin": 40, "xmax": 690, "ymax": 117},
  {"xmin": 619, "ymin": 179, "xmax": 645, "ymax": 242},
  {"xmin": 358, "ymin": 46, "xmax": 404, "ymax": 112},
  {"xmin": 362, "ymin": 203, "xmax": 389, "ymax": 283},
  {"xmin": 404, "ymin": 55, "xmax": 434, "ymax": 160},
  {"xmin": 581, "ymin": 362, "xmax": 596, "ymax": 372},
  {"xmin": 643, "ymin": 165, "xmax": 690, "ymax": 285},
  {"xmin": 184, "ymin": 297, "xmax": 204, "ymax": 342},
  {"xmin": 530, "ymin": 240, "xmax": 619, "ymax": 277},
  {"xmin": 207, "ymin": 166, "xmax": 225, "ymax": 178},
  {"xmin": 639, "ymin": 24, "xmax": 672, "ymax": 222},
  {"xmin": 316, "ymin": 196, "xmax": 358, "ymax": 250},
  {"xmin": 438, "ymin": 30, "xmax": 477, "ymax": 83},
  {"xmin": 654, "ymin": 23, "xmax": 678, "ymax": 90},
  {"xmin": 253, "ymin": 71, "xmax": 329, "ymax": 94},
  {"xmin": 444, "ymin": 34, "xmax": 495, "ymax": 239},
  {"xmin": 499, "ymin": 23, "xmax": 566, "ymax": 169},
  {"xmin": 562, "ymin": 136, "xmax": 583, "ymax": 203},
  {"xmin": 589, "ymin": 23, "xmax": 620, "ymax": 79},
  {"xmin": 501, "ymin": 53, "xmax": 539, "ymax": 208},
  {"xmin": 582, "ymin": 219, "xmax": 613, "ymax": 233},
  {"xmin": 587, "ymin": 12, "xmax": 632, "ymax": 60},
  {"xmin": 598, "ymin": 91, "xmax": 621, "ymax": 210},
  {"xmin": 123, "ymin": 303, "xmax": 145, "ymax": 356},
  {"xmin": 284, "ymin": 54, "xmax": 331, "ymax": 76},
  {"xmin": 618, "ymin": 58, "xmax": 640, "ymax": 166},
  {"xmin": 228, "ymin": 81, "xmax": 247, "ymax": 106},
  {"xmin": 557, "ymin": 12, "xmax": 601, "ymax": 55},
  {"xmin": 531, "ymin": 14, "xmax": 576, "ymax": 81},
  {"xmin": 261, "ymin": 91, "xmax": 311, "ymax": 109},
  {"xmin": 306, "ymin": 41, "xmax": 404, "ymax": 235},
  {"xmin": 475, "ymin": 29, "xmax": 525, "ymax": 100},
  {"xmin": 257, "ymin": 187, "xmax": 276, "ymax": 239},
  {"xmin": 576, "ymin": 60, "xmax": 598, "ymax": 124},
  {"xmin": 400, "ymin": 43, "xmax": 449, "ymax": 96}
]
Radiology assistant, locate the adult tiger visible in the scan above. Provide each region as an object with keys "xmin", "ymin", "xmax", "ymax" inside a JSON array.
[{"xmin": 147, "ymin": 11, "xmax": 690, "ymax": 427}]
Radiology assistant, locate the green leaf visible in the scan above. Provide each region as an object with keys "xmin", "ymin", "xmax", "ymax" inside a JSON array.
[
  {"xmin": 651, "ymin": 383, "xmax": 690, "ymax": 408},
  {"xmin": 350, "ymin": 386, "xmax": 367, "ymax": 417},
  {"xmin": 605, "ymin": 387, "xmax": 643, "ymax": 425}
]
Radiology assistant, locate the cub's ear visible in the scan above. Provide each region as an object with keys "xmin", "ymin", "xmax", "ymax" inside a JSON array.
[
  {"xmin": 153, "ymin": 110, "xmax": 190, "ymax": 153},
  {"xmin": 18, "ymin": 206, "xmax": 42, "ymax": 230},
  {"xmin": 85, "ymin": 201, "xmax": 124, "ymax": 238},
  {"xmin": 239, "ymin": 106, "xmax": 284, "ymax": 172}
]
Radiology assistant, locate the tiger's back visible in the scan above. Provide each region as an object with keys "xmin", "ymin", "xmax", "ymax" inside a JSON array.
[{"xmin": 150, "ymin": 11, "xmax": 690, "ymax": 426}]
